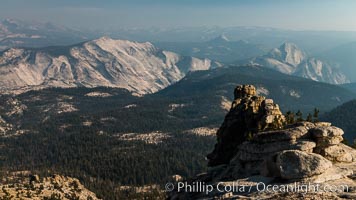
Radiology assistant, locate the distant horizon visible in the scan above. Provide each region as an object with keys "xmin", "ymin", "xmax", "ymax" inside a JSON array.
[
  {"xmin": 3, "ymin": 17, "xmax": 356, "ymax": 34},
  {"xmin": 1, "ymin": 0, "xmax": 356, "ymax": 32}
]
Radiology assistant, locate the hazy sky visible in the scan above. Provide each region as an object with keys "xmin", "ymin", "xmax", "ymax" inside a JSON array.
[{"xmin": 1, "ymin": 0, "xmax": 356, "ymax": 31}]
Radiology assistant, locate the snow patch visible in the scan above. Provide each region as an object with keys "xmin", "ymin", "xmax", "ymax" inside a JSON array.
[{"xmin": 289, "ymin": 90, "xmax": 301, "ymax": 98}]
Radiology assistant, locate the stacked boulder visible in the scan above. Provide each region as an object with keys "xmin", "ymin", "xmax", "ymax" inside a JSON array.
[
  {"xmin": 235, "ymin": 122, "xmax": 318, "ymax": 176},
  {"xmin": 234, "ymin": 121, "xmax": 354, "ymax": 182},
  {"xmin": 169, "ymin": 85, "xmax": 356, "ymax": 199},
  {"xmin": 207, "ymin": 85, "xmax": 285, "ymax": 166},
  {"xmin": 311, "ymin": 125, "xmax": 356, "ymax": 163}
]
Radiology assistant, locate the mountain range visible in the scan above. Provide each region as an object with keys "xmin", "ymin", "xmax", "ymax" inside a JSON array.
[
  {"xmin": 0, "ymin": 19, "xmax": 89, "ymax": 50},
  {"xmin": 1, "ymin": 34, "xmax": 354, "ymax": 97},
  {"xmin": 0, "ymin": 36, "xmax": 220, "ymax": 94},
  {"xmin": 2, "ymin": 18, "xmax": 356, "ymax": 87},
  {"xmin": 155, "ymin": 34, "xmax": 267, "ymax": 63},
  {"xmin": 158, "ymin": 38, "xmax": 351, "ymax": 85},
  {"xmin": 240, "ymin": 42, "xmax": 349, "ymax": 84},
  {"xmin": 101, "ymin": 26, "xmax": 356, "ymax": 54}
]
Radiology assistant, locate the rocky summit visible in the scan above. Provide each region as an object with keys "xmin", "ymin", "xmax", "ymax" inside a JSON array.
[
  {"xmin": 169, "ymin": 85, "xmax": 356, "ymax": 200},
  {"xmin": 207, "ymin": 85, "xmax": 285, "ymax": 166}
]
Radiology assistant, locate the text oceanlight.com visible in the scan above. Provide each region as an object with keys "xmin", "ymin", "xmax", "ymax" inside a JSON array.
[{"xmin": 166, "ymin": 181, "xmax": 349, "ymax": 194}]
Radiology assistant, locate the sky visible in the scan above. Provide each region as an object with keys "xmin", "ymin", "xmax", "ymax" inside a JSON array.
[{"xmin": 1, "ymin": 0, "xmax": 356, "ymax": 31}]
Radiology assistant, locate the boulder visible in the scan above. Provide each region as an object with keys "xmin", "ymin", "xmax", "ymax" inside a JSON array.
[
  {"xmin": 324, "ymin": 145, "xmax": 353, "ymax": 163},
  {"xmin": 252, "ymin": 125, "xmax": 311, "ymax": 143},
  {"xmin": 314, "ymin": 122, "xmax": 331, "ymax": 127},
  {"xmin": 234, "ymin": 85, "xmax": 256, "ymax": 99},
  {"xmin": 315, "ymin": 143, "xmax": 356, "ymax": 163},
  {"xmin": 260, "ymin": 155, "xmax": 281, "ymax": 177},
  {"xmin": 338, "ymin": 143, "xmax": 356, "ymax": 161},
  {"xmin": 315, "ymin": 135, "xmax": 343, "ymax": 147},
  {"xmin": 237, "ymin": 140, "xmax": 316, "ymax": 162},
  {"xmin": 238, "ymin": 140, "xmax": 316, "ymax": 154},
  {"xmin": 310, "ymin": 126, "xmax": 344, "ymax": 138},
  {"xmin": 276, "ymin": 150, "xmax": 332, "ymax": 179},
  {"xmin": 305, "ymin": 165, "xmax": 353, "ymax": 183}
]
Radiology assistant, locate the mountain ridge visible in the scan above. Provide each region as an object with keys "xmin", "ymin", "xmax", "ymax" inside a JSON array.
[
  {"xmin": 155, "ymin": 35, "xmax": 267, "ymax": 63},
  {"xmin": 0, "ymin": 18, "xmax": 88, "ymax": 50},
  {"xmin": 0, "ymin": 36, "xmax": 220, "ymax": 94},
  {"xmin": 242, "ymin": 42, "xmax": 349, "ymax": 84},
  {"xmin": 155, "ymin": 65, "xmax": 355, "ymax": 113}
]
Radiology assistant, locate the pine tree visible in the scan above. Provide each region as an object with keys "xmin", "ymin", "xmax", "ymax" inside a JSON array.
[
  {"xmin": 296, "ymin": 110, "xmax": 303, "ymax": 122},
  {"xmin": 285, "ymin": 111, "xmax": 295, "ymax": 124},
  {"xmin": 306, "ymin": 113, "xmax": 313, "ymax": 122},
  {"xmin": 313, "ymin": 108, "xmax": 320, "ymax": 122}
]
